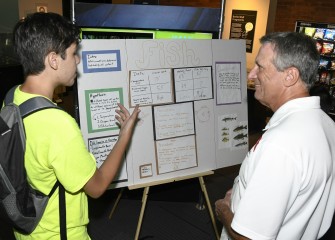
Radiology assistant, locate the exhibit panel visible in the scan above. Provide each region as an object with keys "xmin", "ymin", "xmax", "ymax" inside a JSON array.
[
  {"xmin": 212, "ymin": 40, "xmax": 249, "ymax": 168},
  {"xmin": 77, "ymin": 38, "xmax": 248, "ymax": 188},
  {"xmin": 77, "ymin": 39, "xmax": 131, "ymax": 187}
]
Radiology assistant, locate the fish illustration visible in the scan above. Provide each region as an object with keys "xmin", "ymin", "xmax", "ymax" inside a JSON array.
[
  {"xmin": 233, "ymin": 133, "xmax": 248, "ymax": 140},
  {"xmin": 222, "ymin": 117, "xmax": 237, "ymax": 122},
  {"xmin": 235, "ymin": 141, "xmax": 248, "ymax": 147},
  {"xmin": 233, "ymin": 125, "xmax": 247, "ymax": 132},
  {"xmin": 222, "ymin": 132, "xmax": 229, "ymax": 136},
  {"xmin": 222, "ymin": 137, "xmax": 229, "ymax": 142}
]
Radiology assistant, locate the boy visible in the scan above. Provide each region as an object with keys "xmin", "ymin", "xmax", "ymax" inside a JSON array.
[{"xmin": 12, "ymin": 12, "xmax": 140, "ymax": 239}]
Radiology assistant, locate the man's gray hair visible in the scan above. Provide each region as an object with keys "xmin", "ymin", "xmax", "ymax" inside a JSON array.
[{"xmin": 260, "ymin": 32, "xmax": 320, "ymax": 88}]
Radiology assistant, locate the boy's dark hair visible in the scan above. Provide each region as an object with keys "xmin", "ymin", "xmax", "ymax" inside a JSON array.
[{"xmin": 13, "ymin": 12, "xmax": 81, "ymax": 78}]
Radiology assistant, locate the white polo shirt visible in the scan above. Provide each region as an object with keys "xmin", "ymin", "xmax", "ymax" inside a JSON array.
[{"xmin": 230, "ymin": 97, "xmax": 335, "ymax": 240}]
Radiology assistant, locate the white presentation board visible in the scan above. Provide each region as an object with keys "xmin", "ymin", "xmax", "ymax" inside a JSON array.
[{"xmin": 77, "ymin": 39, "xmax": 248, "ymax": 188}]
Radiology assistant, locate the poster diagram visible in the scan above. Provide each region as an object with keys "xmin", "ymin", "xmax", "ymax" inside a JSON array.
[
  {"xmin": 174, "ymin": 66, "xmax": 213, "ymax": 102},
  {"xmin": 129, "ymin": 68, "xmax": 173, "ymax": 107},
  {"xmin": 85, "ymin": 88, "xmax": 123, "ymax": 133},
  {"xmin": 218, "ymin": 113, "xmax": 248, "ymax": 150}
]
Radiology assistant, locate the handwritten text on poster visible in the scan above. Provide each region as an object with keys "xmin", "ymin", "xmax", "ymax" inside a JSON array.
[
  {"xmin": 153, "ymin": 102, "xmax": 195, "ymax": 140},
  {"xmin": 88, "ymin": 135, "xmax": 128, "ymax": 182},
  {"xmin": 129, "ymin": 69, "xmax": 173, "ymax": 107},
  {"xmin": 85, "ymin": 88, "xmax": 123, "ymax": 133},
  {"xmin": 174, "ymin": 66, "xmax": 213, "ymax": 102},
  {"xmin": 156, "ymin": 135, "xmax": 197, "ymax": 174},
  {"xmin": 216, "ymin": 62, "xmax": 242, "ymax": 105},
  {"xmin": 82, "ymin": 50, "xmax": 121, "ymax": 73}
]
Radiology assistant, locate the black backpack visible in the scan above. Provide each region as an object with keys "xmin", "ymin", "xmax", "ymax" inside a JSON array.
[{"xmin": 0, "ymin": 86, "xmax": 67, "ymax": 239}]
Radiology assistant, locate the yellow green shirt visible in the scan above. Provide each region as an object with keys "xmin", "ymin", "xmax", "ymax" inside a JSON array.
[{"xmin": 13, "ymin": 87, "xmax": 96, "ymax": 240}]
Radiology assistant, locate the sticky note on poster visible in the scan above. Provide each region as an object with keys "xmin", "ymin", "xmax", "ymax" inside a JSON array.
[
  {"xmin": 82, "ymin": 50, "xmax": 121, "ymax": 73},
  {"xmin": 140, "ymin": 164, "xmax": 153, "ymax": 178},
  {"xmin": 85, "ymin": 88, "xmax": 123, "ymax": 133}
]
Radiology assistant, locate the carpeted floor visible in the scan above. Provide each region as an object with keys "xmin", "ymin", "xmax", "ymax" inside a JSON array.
[{"xmin": 87, "ymin": 168, "xmax": 238, "ymax": 240}]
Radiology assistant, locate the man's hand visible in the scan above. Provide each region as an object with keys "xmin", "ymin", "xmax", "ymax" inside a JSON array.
[
  {"xmin": 215, "ymin": 188, "xmax": 232, "ymax": 223},
  {"xmin": 215, "ymin": 189, "xmax": 250, "ymax": 240}
]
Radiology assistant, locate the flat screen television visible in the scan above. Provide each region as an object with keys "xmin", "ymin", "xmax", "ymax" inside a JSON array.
[
  {"xmin": 81, "ymin": 28, "xmax": 155, "ymax": 39},
  {"xmin": 75, "ymin": 3, "xmax": 220, "ymax": 39}
]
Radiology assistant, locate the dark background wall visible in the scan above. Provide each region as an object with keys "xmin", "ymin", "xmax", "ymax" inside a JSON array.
[
  {"xmin": 159, "ymin": 0, "xmax": 335, "ymax": 30},
  {"xmin": 274, "ymin": 0, "xmax": 335, "ymax": 31}
]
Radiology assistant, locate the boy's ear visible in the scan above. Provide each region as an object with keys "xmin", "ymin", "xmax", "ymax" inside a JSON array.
[
  {"xmin": 47, "ymin": 52, "xmax": 59, "ymax": 70},
  {"xmin": 283, "ymin": 67, "xmax": 299, "ymax": 87}
]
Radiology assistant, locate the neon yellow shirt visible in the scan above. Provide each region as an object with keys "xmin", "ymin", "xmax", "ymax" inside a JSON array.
[{"xmin": 13, "ymin": 87, "xmax": 96, "ymax": 240}]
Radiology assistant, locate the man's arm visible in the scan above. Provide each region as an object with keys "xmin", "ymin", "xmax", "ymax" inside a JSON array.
[
  {"xmin": 215, "ymin": 189, "xmax": 250, "ymax": 240},
  {"xmin": 84, "ymin": 104, "xmax": 140, "ymax": 198}
]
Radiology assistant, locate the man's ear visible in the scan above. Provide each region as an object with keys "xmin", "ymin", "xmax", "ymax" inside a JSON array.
[
  {"xmin": 47, "ymin": 52, "xmax": 59, "ymax": 70},
  {"xmin": 283, "ymin": 67, "xmax": 299, "ymax": 87}
]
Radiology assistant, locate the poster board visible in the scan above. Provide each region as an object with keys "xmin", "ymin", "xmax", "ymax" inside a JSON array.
[{"xmin": 77, "ymin": 39, "xmax": 248, "ymax": 188}]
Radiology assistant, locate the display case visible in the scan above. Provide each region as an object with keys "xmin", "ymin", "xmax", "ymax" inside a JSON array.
[{"xmin": 295, "ymin": 21, "xmax": 335, "ymax": 99}]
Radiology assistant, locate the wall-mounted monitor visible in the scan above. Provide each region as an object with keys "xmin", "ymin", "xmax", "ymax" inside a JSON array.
[
  {"xmin": 155, "ymin": 30, "xmax": 212, "ymax": 39},
  {"xmin": 75, "ymin": 3, "xmax": 220, "ymax": 39},
  {"xmin": 81, "ymin": 28, "xmax": 155, "ymax": 39},
  {"xmin": 81, "ymin": 28, "xmax": 213, "ymax": 40}
]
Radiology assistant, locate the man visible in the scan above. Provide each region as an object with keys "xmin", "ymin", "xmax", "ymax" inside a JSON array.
[
  {"xmin": 215, "ymin": 32, "xmax": 335, "ymax": 240},
  {"xmin": 12, "ymin": 12, "xmax": 140, "ymax": 239}
]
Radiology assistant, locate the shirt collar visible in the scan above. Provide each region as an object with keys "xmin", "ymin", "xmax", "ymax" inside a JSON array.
[{"xmin": 263, "ymin": 96, "xmax": 320, "ymax": 131}]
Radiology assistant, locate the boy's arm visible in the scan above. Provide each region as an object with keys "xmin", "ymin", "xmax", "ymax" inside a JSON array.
[{"xmin": 84, "ymin": 104, "xmax": 140, "ymax": 198}]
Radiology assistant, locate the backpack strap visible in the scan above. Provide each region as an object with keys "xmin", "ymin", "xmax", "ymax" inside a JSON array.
[
  {"xmin": 19, "ymin": 97, "xmax": 60, "ymax": 118},
  {"xmin": 49, "ymin": 181, "xmax": 60, "ymax": 197},
  {"xmin": 4, "ymin": 85, "xmax": 17, "ymax": 105},
  {"xmin": 49, "ymin": 181, "xmax": 67, "ymax": 240},
  {"xmin": 4, "ymin": 85, "xmax": 61, "ymax": 118},
  {"xmin": 58, "ymin": 184, "xmax": 67, "ymax": 240}
]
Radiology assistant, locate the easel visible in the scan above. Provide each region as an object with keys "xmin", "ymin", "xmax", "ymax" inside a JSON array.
[{"xmin": 109, "ymin": 170, "xmax": 220, "ymax": 240}]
